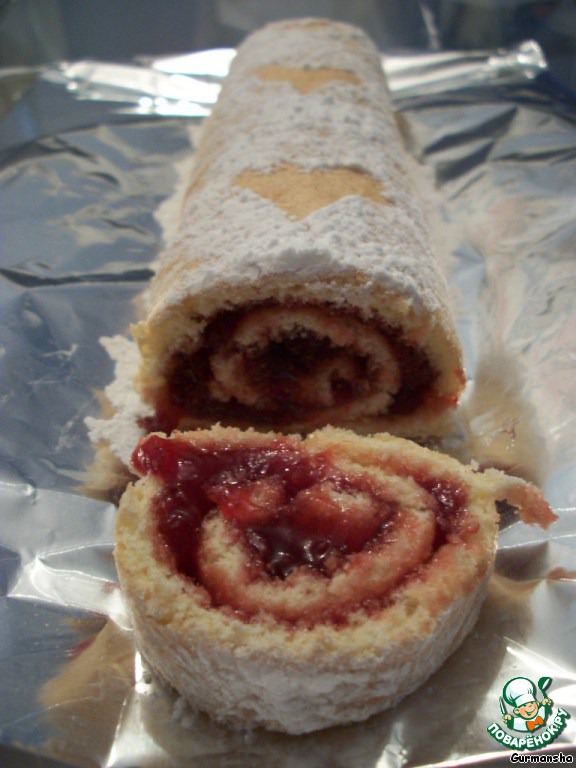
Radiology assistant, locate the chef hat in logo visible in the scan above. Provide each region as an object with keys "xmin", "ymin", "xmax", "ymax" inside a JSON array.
[{"xmin": 503, "ymin": 677, "xmax": 537, "ymax": 708}]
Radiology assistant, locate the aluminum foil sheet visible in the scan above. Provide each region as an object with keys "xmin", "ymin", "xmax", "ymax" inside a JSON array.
[{"xmin": 1, "ymin": 40, "xmax": 576, "ymax": 767}]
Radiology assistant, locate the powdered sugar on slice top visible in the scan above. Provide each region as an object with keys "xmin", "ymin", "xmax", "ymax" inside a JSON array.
[{"xmin": 85, "ymin": 335, "xmax": 149, "ymax": 465}]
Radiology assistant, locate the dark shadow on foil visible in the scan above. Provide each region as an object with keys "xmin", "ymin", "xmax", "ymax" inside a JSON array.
[{"xmin": 0, "ymin": 266, "xmax": 154, "ymax": 288}]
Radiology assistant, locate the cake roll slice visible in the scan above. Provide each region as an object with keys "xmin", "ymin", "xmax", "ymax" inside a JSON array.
[
  {"xmin": 115, "ymin": 425, "xmax": 555, "ymax": 734},
  {"xmin": 133, "ymin": 18, "xmax": 464, "ymax": 438}
]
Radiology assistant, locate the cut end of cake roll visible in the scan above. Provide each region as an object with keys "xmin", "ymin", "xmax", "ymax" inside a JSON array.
[
  {"xmin": 114, "ymin": 424, "xmax": 555, "ymax": 734},
  {"xmin": 135, "ymin": 293, "xmax": 464, "ymax": 439},
  {"xmin": 132, "ymin": 18, "xmax": 465, "ymax": 440}
]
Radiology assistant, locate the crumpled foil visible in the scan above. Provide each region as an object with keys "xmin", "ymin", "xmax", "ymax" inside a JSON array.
[{"xmin": 1, "ymin": 39, "xmax": 575, "ymax": 767}]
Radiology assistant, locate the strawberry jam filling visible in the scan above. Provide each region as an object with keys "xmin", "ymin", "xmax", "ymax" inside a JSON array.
[
  {"xmin": 133, "ymin": 434, "xmax": 470, "ymax": 621},
  {"xmin": 140, "ymin": 305, "xmax": 439, "ymax": 434}
]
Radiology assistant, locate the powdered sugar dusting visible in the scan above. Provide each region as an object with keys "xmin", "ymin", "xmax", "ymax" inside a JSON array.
[
  {"xmin": 85, "ymin": 335, "xmax": 150, "ymax": 465},
  {"xmin": 145, "ymin": 19, "xmax": 450, "ymax": 324}
]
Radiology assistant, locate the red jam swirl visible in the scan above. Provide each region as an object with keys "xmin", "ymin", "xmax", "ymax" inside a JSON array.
[
  {"xmin": 133, "ymin": 434, "xmax": 469, "ymax": 608},
  {"xmin": 139, "ymin": 305, "xmax": 438, "ymax": 435},
  {"xmin": 134, "ymin": 435, "xmax": 390, "ymax": 581}
]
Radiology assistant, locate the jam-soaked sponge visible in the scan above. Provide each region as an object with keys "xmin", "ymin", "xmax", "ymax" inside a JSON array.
[{"xmin": 115, "ymin": 425, "xmax": 555, "ymax": 734}]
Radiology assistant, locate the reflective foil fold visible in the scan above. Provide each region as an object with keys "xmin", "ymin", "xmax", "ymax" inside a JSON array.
[{"xmin": 1, "ymin": 40, "xmax": 575, "ymax": 767}]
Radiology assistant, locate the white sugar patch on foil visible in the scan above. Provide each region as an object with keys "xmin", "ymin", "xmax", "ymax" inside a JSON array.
[{"xmin": 85, "ymin": 335, "xmax": 150, "ymax": 466}]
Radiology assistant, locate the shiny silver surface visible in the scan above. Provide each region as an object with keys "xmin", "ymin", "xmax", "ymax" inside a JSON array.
[{"xmin": 0, "ymin": 41, "xmax": 575, "ymax": 767}]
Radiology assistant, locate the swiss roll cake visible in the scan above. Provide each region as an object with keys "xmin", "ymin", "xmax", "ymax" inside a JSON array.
[
  {"xmin": 114, "ymin": 425, "xmax": 555, "ymax": 734},
  {"xmin": 133, "ymin": 18, "xmax": 465, "ymax": 438}
]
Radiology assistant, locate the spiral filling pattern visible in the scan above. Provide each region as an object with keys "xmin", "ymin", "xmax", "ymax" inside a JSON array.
[
  {"xmin": 133, "ymin": 430, "xmax": 470, "ymax": 626},
  {"xmin": 146, "ymin": 303, "xmax": 437, "ymax": 434}
]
